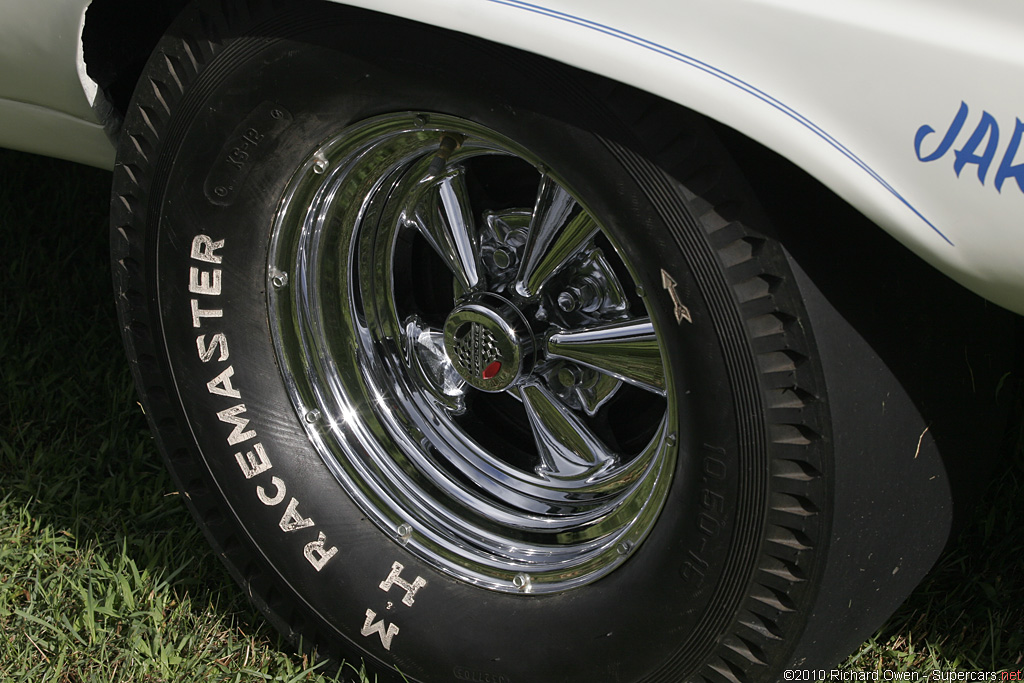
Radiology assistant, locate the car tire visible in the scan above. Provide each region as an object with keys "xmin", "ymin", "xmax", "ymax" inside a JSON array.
[{"xmin": 110, "ymin": 1, "xmax": 839, "ymax": 680}]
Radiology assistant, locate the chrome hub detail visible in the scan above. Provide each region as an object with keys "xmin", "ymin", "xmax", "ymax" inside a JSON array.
[{"xmin": 443, "ymin": 293, "xmax": 533, "ymax": 392}]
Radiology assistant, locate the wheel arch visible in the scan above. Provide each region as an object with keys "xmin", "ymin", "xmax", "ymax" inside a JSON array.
[
  {"xmin": 82, "ymin": 0, "xmax": 1024, "ymax": 316},
  {"xmin": 81, "ymin": 0, "xmax": 882, "ymax": 265},
  {"xmin": 81, "ymin": 0, "xmax": 191, "ymax": 131}
]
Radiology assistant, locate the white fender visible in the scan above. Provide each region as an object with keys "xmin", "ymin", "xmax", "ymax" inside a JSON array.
[
  {"xmin": 1, "ymin": 0, "xmax": 1020, "ymax": 312},
  {"xmin": 329, "ymin": 0, "xmax": 1024, "ymax": 314}
]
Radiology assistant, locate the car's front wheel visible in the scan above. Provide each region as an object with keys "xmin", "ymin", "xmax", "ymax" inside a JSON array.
[{"xmin": 107, "ymin": 2, "xmax": 897, "ymax": 681}]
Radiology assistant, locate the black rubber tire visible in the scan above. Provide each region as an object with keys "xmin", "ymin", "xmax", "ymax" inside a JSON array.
[{"xmin": 110, "ymin": 1, "xmax": 834, "ymax": 681}]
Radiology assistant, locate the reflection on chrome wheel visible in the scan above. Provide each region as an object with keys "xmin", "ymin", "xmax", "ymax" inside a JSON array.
[
  {"xmin": 269, "ymin": 114, "xmax": 675, "ymax": 593},
  {"xmin": 113, "ymin": 3, "xmax": 846, "ymax": 680}
]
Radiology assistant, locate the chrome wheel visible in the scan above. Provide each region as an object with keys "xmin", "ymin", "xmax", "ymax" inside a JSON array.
[{"xmin": 269, "ymin": 113, "xmax": 676, "ymax": 593}]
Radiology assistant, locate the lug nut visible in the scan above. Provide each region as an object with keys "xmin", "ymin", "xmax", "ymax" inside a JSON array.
[
  {"xmin": 557, "ymin": 290, "xmax": 579, "ymax": 312},
  {"xmin": 491, "ymin": 248, "xmax": 513, "ymax": 270},
  {"xmin": 557, "ymin": 366, "xmax": 582, "ymax": 388},
  {"xmin": 557, "ymin": 278, "xmax": 602, "ymax": 313}
]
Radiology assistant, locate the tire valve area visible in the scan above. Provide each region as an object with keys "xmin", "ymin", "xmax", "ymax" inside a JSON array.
[{"xmin": 427, "ymin": 132, "xmax": 466, "ymax": 177}]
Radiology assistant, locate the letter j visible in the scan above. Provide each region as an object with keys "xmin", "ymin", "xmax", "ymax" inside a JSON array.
[{"xmin": 915, "ymin": 101, "xmax": 969, "ymax": 162}]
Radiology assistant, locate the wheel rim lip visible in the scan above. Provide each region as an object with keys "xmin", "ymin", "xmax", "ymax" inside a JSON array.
[{"xmin": 267, "ymin": 112, "xmax": 678, "ymax": 593}]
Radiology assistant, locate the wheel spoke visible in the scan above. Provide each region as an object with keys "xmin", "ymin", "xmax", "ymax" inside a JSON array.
[
  {"xmin": 514, "ymin": 175, "xmax": 593, "ymax": 298},
  {"xmin": 414, "ymin": 166, "xmax": 482, "ymax": 291},
  {"xmin": 546, "ymin": 318, "xmax": 666, "ymax": 395},
  {"xmin": 519, "ymin": 381, "xmax": 617, "ymax": 479}
]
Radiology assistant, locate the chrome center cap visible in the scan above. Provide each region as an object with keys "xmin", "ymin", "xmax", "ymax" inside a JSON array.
[{"xmin": 443, "ymin": 294, "xmax": 533, "ymax": 392}]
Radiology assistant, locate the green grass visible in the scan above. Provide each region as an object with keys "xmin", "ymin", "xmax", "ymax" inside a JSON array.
[
  {"xmin": 0, "ymin": 150, "xmax": 362, "ymax": 682},
  {"xmin": 0, "ymin": 148, "xmax": 1021, "ymax": 681}
]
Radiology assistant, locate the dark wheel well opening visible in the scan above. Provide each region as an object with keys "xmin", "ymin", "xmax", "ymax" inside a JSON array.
[
  {"xmin": 711, "ymin": 120, "xmax": 1018, "ymax": 519},
  {"xmin": 81, "ymin": 0, "xmax": 191, "ymax": 124}
]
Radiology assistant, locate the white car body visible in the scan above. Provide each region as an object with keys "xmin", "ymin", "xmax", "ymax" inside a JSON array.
[{"xmin": 2, "ymin": 0, "xmax": 1023, "ymax": 316}]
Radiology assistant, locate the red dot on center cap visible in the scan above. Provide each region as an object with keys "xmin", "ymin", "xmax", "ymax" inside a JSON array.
[{"xmin": 482, "ymin": 361, "xmax": 502, "ymax": 380}]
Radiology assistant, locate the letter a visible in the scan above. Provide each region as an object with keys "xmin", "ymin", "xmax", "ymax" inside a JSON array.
[
  {"xmin": 278, "ymin": 498, "xmax": 314, "ymax": 532},
  {"xmin": 207, "ymin": 366, "xmax": 241, "ymax": 398},
  {"xmin": 954, "ymin": 110, "xmax": 1000, "ymax": 183}
]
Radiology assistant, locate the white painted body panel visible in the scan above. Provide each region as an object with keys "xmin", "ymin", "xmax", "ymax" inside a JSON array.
[
  {"xmin": 0, "ymin": 0, "xmax": 1021, "ymax": 312},
  {"xmin": 0, "ymin": 0, "xmax": 113, "ymax": 166},
  {"xmin": 329, "ymin": 0, "xmax": 1024, "ymax": 314}
]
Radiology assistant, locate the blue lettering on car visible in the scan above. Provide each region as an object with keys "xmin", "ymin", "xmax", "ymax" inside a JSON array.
[{"xmin": 915, "ymin": 101, "xmax": 1024, "ymax": 193}]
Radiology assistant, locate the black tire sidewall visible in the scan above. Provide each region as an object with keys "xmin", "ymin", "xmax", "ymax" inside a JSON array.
[{"xmin": 123, "ymin": 7, "xmax": 819, "ymax": 682}]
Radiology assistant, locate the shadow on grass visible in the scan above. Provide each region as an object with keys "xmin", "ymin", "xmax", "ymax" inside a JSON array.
[
  {"xmin": 0, "ymin": 149, "xmax": 313, "ymax": 678},
  {"xmin": 0, "ymin": 148, "xmax": 1021, "ymax": 675}
]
